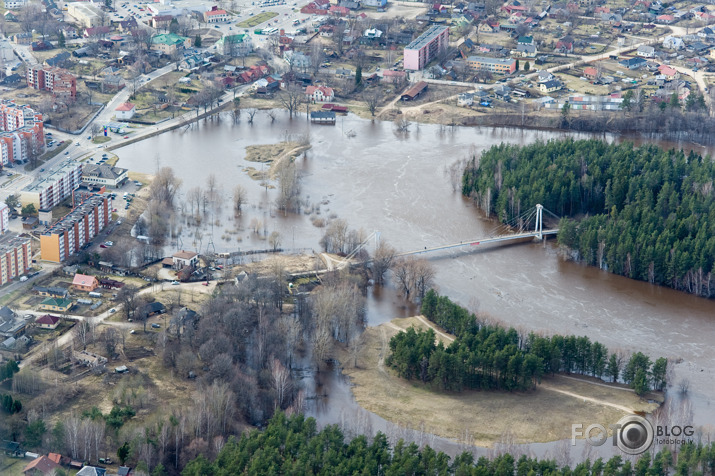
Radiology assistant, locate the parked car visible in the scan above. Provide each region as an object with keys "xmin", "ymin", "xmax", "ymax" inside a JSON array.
[
  {"xmin": 151, "ymin": 323, "xmax": 161, "ymax": 328},
  {"xmin": 109, "ymin": 308, "xmax": 116, "ymax": 313},
  {"xmin": 171, "ymin": 280, "xmax": 180, "ymax": 285}
]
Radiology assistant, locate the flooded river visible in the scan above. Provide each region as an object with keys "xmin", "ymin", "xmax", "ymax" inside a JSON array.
[{"xmin": 116, "ymin": 111, "xmax": 715, "ymax": 460}]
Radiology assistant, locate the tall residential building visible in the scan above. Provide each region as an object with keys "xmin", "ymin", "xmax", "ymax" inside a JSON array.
[
  {"xmin": 21, "ymin": 159, "xmax": 82, "ymax": 210},
  {"xmin": 0, "ymin": 203, "xmax": 9, "ymax": 233},
  {"xmin": 403, "ymin": 25, "xmax": 450, "ymax": 71},
  {"xmin": 0, "ymin": 100, "xmax": 45, "ymax": 167},
  {"xmin": 40, "ymin": 194, "xmax": 112, "ymax": 263},
  {"xmin": 0, "ymin": 233, "xmax": 31, "ymax": 286},
  {"xmin": 26, "ymin": 65, "xmax": 77, "ymax": 99}
]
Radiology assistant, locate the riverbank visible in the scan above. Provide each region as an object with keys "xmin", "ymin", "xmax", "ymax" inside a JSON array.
[{"xmin": 339, "ymin": 316, "xmax": 661, "ymax": 447}]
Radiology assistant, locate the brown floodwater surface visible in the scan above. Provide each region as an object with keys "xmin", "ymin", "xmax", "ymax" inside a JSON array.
[{"xmin": 116, "ymin": 112, "xmax": 715, "ymax": 459}]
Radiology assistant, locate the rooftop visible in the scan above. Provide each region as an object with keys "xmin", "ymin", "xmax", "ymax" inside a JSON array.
[
  {"xmin": 0, "ymin": 232, "xmax": 30, "ymax": 256},
  {"xmin": 405, "ymin": 25, "xmax": 449, "ymax": 51},
  {"xmin": 115, "ymin": 102, "xmax": 135, "ymax": 112},
  {"xmin": 82, "ymin": 164, "xmax": 128, "ymax": 180},
  {"xmin": 23, "ymin": 159, "xmax": 81, "ymax": 194},
  {"xmin": 467, "ymin": 55, "xmax": 516, "ymax": 65},
  {"xmin": 42, "ymin": 194, "xmax": 110, "ymax": 237}
]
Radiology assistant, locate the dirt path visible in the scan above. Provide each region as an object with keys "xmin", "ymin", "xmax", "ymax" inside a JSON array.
[
  {"xmin": 415, "ymin": 315, "xmax": 455, "ymax": 343},
  {"xmin": 266, "ymin": 143, "xmax": 311, "ymax": 178},
  {"xmin": 558, "ymin": 374, "xmax": 635, "ymax": 393},
  {"xmin": 539, "ymin": 383, "xmax": 636, "ymax": 413}
]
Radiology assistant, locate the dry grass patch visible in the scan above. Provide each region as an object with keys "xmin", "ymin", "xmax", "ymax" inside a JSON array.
[{"xmin": 340, "ymin": 317, "xmax": 662, "ymax": 447}]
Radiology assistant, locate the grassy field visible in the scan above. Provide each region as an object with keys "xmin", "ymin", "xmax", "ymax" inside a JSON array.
[
  {"xmin": 92, "ymin": 136, "xmax": 112, "ymax": 144},
  {"xmin": 339, "ymin": 316, "xmax": 662, "ymax": 447},
  {"xmin": 237, "ymin": 11, "xmax": 278, "ymax": 28}
]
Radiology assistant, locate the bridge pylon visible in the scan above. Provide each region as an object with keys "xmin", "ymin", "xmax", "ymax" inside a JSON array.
[{"xmin": 535, "ymin": 204, "xmax": 543, "ymax": 240}]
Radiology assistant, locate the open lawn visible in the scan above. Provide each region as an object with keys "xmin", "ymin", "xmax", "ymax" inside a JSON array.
[
  {"xmin": 339, "ymin": 316, "xmax": 662, "ymax": 447},
  {"xmin": 92, "ymin": 136, "xmax": 112, "ymax": 144},
  {"xmin": 237, "ymin": 11, "xmax": 279, "ymax": 28}
]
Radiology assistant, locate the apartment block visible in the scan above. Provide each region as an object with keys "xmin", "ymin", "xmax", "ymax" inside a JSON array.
[
  {"xmin": 403, "ymin": 25, "xmax": 450, "ymax": 71},
  {"xmin": 0, "ymin": 100, "xmax": 45, "ymax": 167},
  {"xmin": 27, "ymin": 65, "xmax": 77, "ymax": 99},
  {"xmin": 21, "ymin": 159, "xmax": 82, "ymax": 210},
  {"xmin": 40, "ymin": 194, "xmax": 112, "ymax": 263},
  {"xmin": 0, "ymin": 203, "xmax": 9, "ymax": 233},
  {"xmin": 0, "ymin": 233, "xmax": 31, "ymax": 286},
  {"xmin": 466, "ymin": 56, "xmax": 517, "ymax": 74}
]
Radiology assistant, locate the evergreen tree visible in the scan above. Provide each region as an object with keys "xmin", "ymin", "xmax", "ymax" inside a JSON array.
[{"xmin": 58, "ymin": 31, "xmax": 66, "ymax": 48}]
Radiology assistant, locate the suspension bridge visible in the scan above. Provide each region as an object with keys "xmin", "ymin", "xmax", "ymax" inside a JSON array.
[
  {"xmin": 289, "ymin": 204, "xmax": 560, "ymax": 279},
  {"xmin": 397, "ymin": 204, "xmax": 560, "ymax": 258}
]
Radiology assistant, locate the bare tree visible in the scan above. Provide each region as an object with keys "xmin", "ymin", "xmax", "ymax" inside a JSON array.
[
  {"xmin": 392, "ymin": 257, "xmax": 435, "ymax": 302},
  {"xmin": 279, "ymin": 83, "xmax": 304, "ymax": 119},
  {"xmin": 275, "ymin": 159, "xmax": 300, "ymax": 214},
  {"xmin": 232, "ymin": 185, "xmax": 247, "ymax": 214},
  {"xmin": 371, "ymin": 241, "xmax": 396, "ymax": 285},
  {"xmin": 270, "ymin": 358, "xmax": 292, "ymax": 409},
  {"xmin": 363, "ymin": 89, "xmax": 382, "ymax": 118},
  {"xmin": 151, "ymin": 167, "xmax": 182, "ymax": 209},
  {"xmin": 246, "ymin": 108, "xmax": 258, "ymax": 123}
]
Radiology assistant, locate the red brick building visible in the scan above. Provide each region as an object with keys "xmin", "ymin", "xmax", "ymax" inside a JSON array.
[{"xmin": 27, "ymin": 65, "xmax": 77, "ymax": 98}]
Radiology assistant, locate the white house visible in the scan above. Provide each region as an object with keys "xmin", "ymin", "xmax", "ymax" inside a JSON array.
[
  {"xmin": 636, "ymin": 45, "xmax": 656, "ymax": 58},
  {"xmin": 457, "ymin": 92, "xmax": 474, "ymax": 107},
  {"xmin": 663, "ymin": 35, "xmax": 684, "ymax": 50},
  {"xmin": 537, "ymin": 70, "xmax": 554, "ymax": 83},
  {"xmin": 115, "ymin": 102, "xmax": 136, "ymax": 120},
  {"xmin": 305, "ymin": 85, "xmax": 334, "ymax": 102},
  {"xmin": 172, "ymin": 250, "xmax": 198, "ymax": 269}
]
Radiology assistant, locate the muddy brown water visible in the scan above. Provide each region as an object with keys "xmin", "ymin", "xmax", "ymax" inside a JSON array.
[{"xmin": 116, "ymin": 111, "xmax": 715, "ymax": 461}]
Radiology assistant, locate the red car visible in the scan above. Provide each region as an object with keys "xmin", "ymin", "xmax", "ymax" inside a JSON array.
[
  {"xmin": 124, "ymin": 136, "xmax": 129, "ymax": 139},
  {"xmin": 203, "ymin": 281, "xmax": 209, "ymax": 286},
  {"xmin": 100, "ymin": 244, "xmax": 107, "ymax": 248}
]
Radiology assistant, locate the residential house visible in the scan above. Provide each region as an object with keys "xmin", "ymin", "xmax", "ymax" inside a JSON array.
[
  {"xmin": 382, "ymin": 70, "xmax": 407, "ymax": 83},
  {"xmin": 555, "ymin": 37, "xmax": 574, "ymax": 53},
  {"xmin": 141, "ymin": 302, "xmax": 166, "ymax": 317},
  {"xmin": 102, "ymin": 74, "xmax": 126, "ymax": 92},
  {"xmin": 698, "ymin": 27, "xmax": 714, "ymax": 39},
  {"xmin": 537, "ymin": 70, "xmax": 554, "ymax": 82},
  {"xmin": 33, "ymin": 286, "xmax": 69, "ymax": 299},
  {"xmin": 457, "ymin": 92, "xmax": 474, "ymax": 106},
  {"xmin": 72, "ymin": 273, "xmax": 99, "ymax": 292},
  {"xmin": 114, "ymin": 102, "xmax": 136, "ymax": 120},
  {"xmin": 22, "ymin": 455, "xmax": 60, "ymax": 475},
  {"xmin": 38, "ymin": 297, "xmax": 72, "ymax": 313},
  {"xmin": 583, "ymin": 66, "xmax": 598, "ymax": 80},
  {"xmin": 329, "ymin": 5, "xmax": 350, "ymax": 16},
  {"xmin": 539, "ymin": 79, "xmax": 562, "ymax": 93},
  {"xmin": 656, "ymin": 14, "xmax": 674, "ymax": 23},
  {"xmin": 305, "ymin": 85, "xmax": 335, "ymax": 102},
  {"xmin": 478, "ymin": 20, "xmax": 499, "ymax": 33},
  {"xmin": 35, "ymin": 314, "xmax": 61, "ymax": 330},
  {"xmin": 517, "ymin": 36, "xmax": 533, "ymax": 45},
  {"xmin": 118, "ymin": 17, "xmax": 138, "ymax": 32},
  {"xmin": 515, "ymin": 44, "xmax": 537, "ymax": 57},
  {"xmin": 619, "ymin": 57, "xmax": 646, "ymax": 69},
  {"xmin": 117, "ymin": 467, "xmax": 133, "ymax": 476},
  {"xmin": 663, "ymin": 35, "xmax": 684, "ymax": 50},
  {"xmin": 658, "ymin": 64, "xmax": 680, "ymax": 79},
  {"xmin": 172, "ymin": 250, "xmax": 198, "ymax": 269},
  {"xmin": 637, "ymin": 45, "xmax": 656, "ymax": 58}
]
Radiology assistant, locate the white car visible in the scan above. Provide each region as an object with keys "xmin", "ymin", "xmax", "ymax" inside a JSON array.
[
  {"xmin": 109, "ymin": 308, "xmax": 116, "ymax": 313},
  {"xmin": 171, "ymin": 280, "xmax": 180, "ymax": 285}
]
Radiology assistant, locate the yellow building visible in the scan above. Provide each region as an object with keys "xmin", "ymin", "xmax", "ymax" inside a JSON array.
[
  {"xmin": 67, "ymin": 2, "xmax": 102, "ymax": 28},
  {"xmin": 39, "ymin": 297, "xmax": 73, "ymax": 312}
]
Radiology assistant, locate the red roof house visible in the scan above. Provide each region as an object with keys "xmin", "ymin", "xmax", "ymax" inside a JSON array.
[
  {"xmin": 36, "ymin": 314, "xmax": 61, "ymax": 329},
  {"xmin": 72, "ymin": 273, "xmax": 99, "ymax": 292}
]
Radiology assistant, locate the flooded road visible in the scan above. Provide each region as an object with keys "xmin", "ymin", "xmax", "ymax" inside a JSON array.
[{"xmin": 116, "ymin": 111, "xmax": 715, "ymax": 459}]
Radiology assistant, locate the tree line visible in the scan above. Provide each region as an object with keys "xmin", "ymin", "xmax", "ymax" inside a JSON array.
[
  {"xmin": 387, "ymin": 291, "xmax": 666, "ymax": 395},
  {"xmin": 183, "ymin": 411, "xmax": 715, "ymax": 476},
  {"xmin": 461, "ymin": 139, "xmax": 715, "ymax": 297}
]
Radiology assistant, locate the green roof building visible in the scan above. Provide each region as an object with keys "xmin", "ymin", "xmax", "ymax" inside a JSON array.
[{"xmin": 151, "ymin": 33, "xmax": 191, "ymax": 54}]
